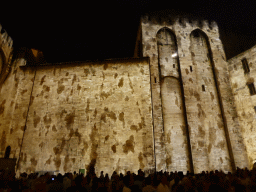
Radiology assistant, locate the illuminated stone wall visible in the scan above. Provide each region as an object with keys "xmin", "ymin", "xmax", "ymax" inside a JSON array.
[
  {"xmin": 0, "ymin": 58, "xmax": 155, "ymax": 176},
  {"xmin": 0, "ymin": 58, "xmax": 35, "ymax": 161},
  {"xmin": 228, "ymin": 45, "xmax": 256, "ymax": 169},
  {"xmin": 0, "ymin": 15, "xmax": 253, "ymax": 176},
  {"xmin": 138, "ymin": 15, "xmax": 249, "ymax": 173}
]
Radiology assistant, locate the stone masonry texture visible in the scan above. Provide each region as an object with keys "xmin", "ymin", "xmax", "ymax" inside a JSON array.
[
  {"xmin": 0, "ymin": 57, "xmax": 155, "ymax": 176},
  {"xmin": 0, "ymin": 14, "xmax": 254, "ymax": 176},
  {"xmin": 228, "ymin": 44, "xmax": 256, "ymax": 169},
  {"xmin": 138, "ymin": 15, "xmax": 248, "ymax": 173}
]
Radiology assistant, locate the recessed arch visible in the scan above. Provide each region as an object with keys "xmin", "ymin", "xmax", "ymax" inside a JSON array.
[
  {"xmin": 190, "ymin": 29, "xmax": 213, "ymax": 55},
  {"xmin": 162, "ymin": 75, "xmax": 179, "ymax": 80},
  {"xmin": 157, "ymin": 28, "xmax": 192, "ymax": 172},
  {"xmin": 160, "ymin": 75, "xmax": 190, "ymax": 172},
  {"xmin": 189, "ymin": 28, "xmax": 234, "ymax": 172},
  {"xmin": 190, "ymin": 28, "xmax": 208, "ymax": 37},
  {"xmin": 156, "ymin": 27, "xmax": 179, "ymax": 79},
  {"xmin": 156, "ymin": 27, "xmax": 177, "ymax": 45}
]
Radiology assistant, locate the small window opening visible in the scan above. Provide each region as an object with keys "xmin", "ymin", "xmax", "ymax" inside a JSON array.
[
  {"xmin": 254, "ymin": 106, "xmax": 256, "ymax": 113},
  {"xmin": 242, "ymin": 58, "xmax": 250, "ymax": 73},
  {"xmin": 190, "ymin": 66, "xmax": 193, "ymax": 72},
  {"xmin": 248, "ymin": 83, "xmax": 256, "ymax": 95},
  {"xmin": 202, "ymin": 85, "xmax": 205, "ymax": 92},
  {"xmin": 173, "ymin": 64, "xmax": 175, "ymax": 68},
  {"xmin": 154, "ymin": 77, "xmax": 157, "ymax": 83}
]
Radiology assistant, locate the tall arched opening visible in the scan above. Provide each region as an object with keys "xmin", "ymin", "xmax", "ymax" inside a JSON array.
[
  {"xmin": 157, "ymin": 28, "xmax": 191, "ymax": 173},
  {"xmin": 190, "ymin": 29, "xmax": 233, "ymax": 172}
]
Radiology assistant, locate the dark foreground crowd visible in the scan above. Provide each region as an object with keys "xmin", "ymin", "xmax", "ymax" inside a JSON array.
[{"xmin": 0, "ymin": 167, "xmax": 256, "ymax": 192}]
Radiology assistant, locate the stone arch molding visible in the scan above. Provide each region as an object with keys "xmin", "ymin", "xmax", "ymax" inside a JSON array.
[
  {"xmin": 190, "ymin": 29, "xmax": 212, "ymax": 54},
  {"xmin": 156, "ymin": 27, "xmax": 180, "ymax": 79}
]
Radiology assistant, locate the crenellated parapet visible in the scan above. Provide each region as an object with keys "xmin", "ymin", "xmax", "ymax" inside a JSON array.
[
  {"xmin": 0, "ymin": 23, "xmax": 13, "ymax": 86},
  {"xmin": 141, "ymin": 14, "xmax": 219, "ymax": 33}
]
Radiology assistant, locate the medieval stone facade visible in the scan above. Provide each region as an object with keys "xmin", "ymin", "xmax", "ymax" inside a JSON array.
[
  {"xmin": 0, "ymin": 14, "xmax": 254, "ymax": 176},
  {"xmin": 228, "ymin": 44, "xmax": 256, "ymax": 168}
]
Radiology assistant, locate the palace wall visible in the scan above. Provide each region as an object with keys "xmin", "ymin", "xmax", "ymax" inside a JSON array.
[
  {"xmin": 228, "ymin": 45, "xmax": 256, "ymax": 168},
  {"xmin": 0, "ymin": 57, "xmax": 155, "ymax": 176},
  {"xmin": 138, "ymin": 15, "xmax": 249, "ymax": 173},
  {"xmin": 0, "ymin": 15, "xmax": 254, "ymax": 176}
]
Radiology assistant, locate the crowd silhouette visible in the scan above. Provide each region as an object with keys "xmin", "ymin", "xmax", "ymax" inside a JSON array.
[{"xmin": 0, "ymin": 165, "xmax": 256, "ymax": 192}]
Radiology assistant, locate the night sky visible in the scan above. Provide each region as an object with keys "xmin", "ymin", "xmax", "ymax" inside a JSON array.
[{"xmin": 1, "ymin": 0, "xmax": 256, "ymax": 62}]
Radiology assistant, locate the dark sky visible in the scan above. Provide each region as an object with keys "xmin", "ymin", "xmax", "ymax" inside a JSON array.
[{"xmin": 1, "ymin": 0, "xmax": 256, "ymax": 62}]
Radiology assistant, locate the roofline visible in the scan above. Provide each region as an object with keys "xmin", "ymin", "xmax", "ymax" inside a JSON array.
[{"xmin": 20, "ymin": 57, "xmax": 150, "ymax": 67}]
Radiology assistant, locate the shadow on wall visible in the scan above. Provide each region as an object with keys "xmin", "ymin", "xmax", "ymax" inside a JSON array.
[
  {"xmin": 4, "ymin": 146, "xmax": 10, "ymax": 159},
  {"xmin": 86, "ymin": 159, "xmax": 96, "ymax": 177}
]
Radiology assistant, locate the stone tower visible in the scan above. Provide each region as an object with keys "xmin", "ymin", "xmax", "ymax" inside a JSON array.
[
  {"xmin": 134, "ymin": 14, "xmax": 249, "ymax": 174},
  {"xmin": 0, "ymin": 24, "xmax": 13, "ymax": 86}
]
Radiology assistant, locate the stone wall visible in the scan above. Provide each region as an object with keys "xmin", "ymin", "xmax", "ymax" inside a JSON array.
[
  {"xmin": 139, "ymin": 15, "xmax": 249, "ymax": 173},
  {"xmin": 0, "ymin": 57, "xmax": 155, "ymax": 176},
  {"xmin": 0, "ymin": 15, "xmax": 253, "ymax": 176},
  {"xmin": 228, "ymin": 45, "xmax": 256, "ymax": 169},
  {"xmin": 0, "ymin": 58, "xmax": 35, "ymax": 161}
]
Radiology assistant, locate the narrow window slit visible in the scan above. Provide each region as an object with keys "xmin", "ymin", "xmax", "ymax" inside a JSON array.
[
  {"xmin": 154, "ymin": 77, "xmax": 157, "ymax": 83},
  {"xmin": 173, "ymin": 64, "xmax": 175, "ymax": 68},
  {"xmin": 242, "ymin": 58, "xmax": 250, "ymax": 74},
  {"xmin": 202, "ymin": 85, "xmax": 205, "ymax": 92},
  {"xmin": 248, "ymin": 83, "xmax": 256, "ymax": 95},
  {"xmin": 190, "ymin": 66, "xmax": 193, "ymax": 72}
]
